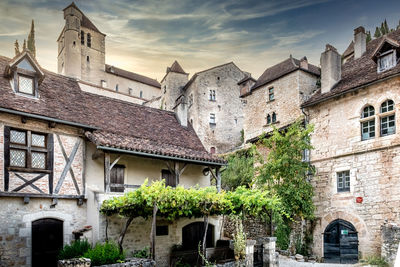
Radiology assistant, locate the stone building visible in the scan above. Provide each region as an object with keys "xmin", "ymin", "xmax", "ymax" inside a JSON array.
[
  {"xmin": 57, "ymin": 3, "xmax": 161, "ymax": 102},
  {"xmin": 160, "ymin": 61, "xmax": 247, "ymax": 153},
  {"xmin": 240, "ymin": 56, "xmax": 320, "ymax": 143},
  {"xmin": 302, "ymin": 26, "xmax": 400, "ymax": 264},
  {"xmin": 0, "ymin": 50, "xmax": 225, "ymax": 267}
]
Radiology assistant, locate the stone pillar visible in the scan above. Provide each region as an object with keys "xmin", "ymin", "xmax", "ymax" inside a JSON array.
[
  {"xmin": 245, "ymin": 239, "xmax": 256, "ymax": 266},
  {"xmin": 263, "ymin": 237, "xmax": 278, "ymax": 267}
]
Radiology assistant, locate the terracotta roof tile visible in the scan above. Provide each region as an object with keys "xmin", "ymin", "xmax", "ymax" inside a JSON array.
[
  {"xmin": 105, "ymin": 64, "xmax": 161, "ymax": 88},
  {"xmin": 169, "ymin": 61, "xmax": 187, "ymax": 74},
  {"xmin": 0, "ymin": 55, "xmax": 223, "ymax": 164},
  {"xmin": 302, "ymin": 29, "xmax": 400, "ymax": 108},
  {"xmin": 250, "ymin": 57, "xmax": 320, "ymax": 92}
]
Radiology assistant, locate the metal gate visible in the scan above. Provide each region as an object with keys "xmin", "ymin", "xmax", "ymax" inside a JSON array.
[
  {"xmin": 253, "ymin": 243, "xmax": 263, "ymax": 267},
  {"xmin": 324, "ymin": 219, "xmax": 358, "ymax": 264}
]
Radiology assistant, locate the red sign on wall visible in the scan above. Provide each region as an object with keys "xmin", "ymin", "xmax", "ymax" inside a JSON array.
[{"xmin": 356, "ymin": 197, "xmax": 363, "ymax": 203}]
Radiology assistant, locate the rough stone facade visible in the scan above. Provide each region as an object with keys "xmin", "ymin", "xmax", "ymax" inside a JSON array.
[
  {"xmin": 242, "ymin": 69, "xmax": 318, "ymax": 142},
  {"xmin": 223, "ymin": 216, "xmax": 269, "ymax": 241},
  {"xmin": 160, "ymin": 69, "xmax": 189, "ymax": 111},
  {"xmin": 381, "ymin": 223, "xmax": 400, "ymax": 266},
  {"xmin": 184, "ymin": 63, "xmax": 246, "ymax": 153},
  {"xmin": 305, "ymin": 76, "xmax": 400, "ymax": 259}
]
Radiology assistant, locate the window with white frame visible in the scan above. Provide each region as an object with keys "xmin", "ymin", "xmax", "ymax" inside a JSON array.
[
  {"xmin": 209, "ymin": 90, "xmax": 216, "ymax": 101},
  {"xmin": 380, "ymin": 100, "xmax": 395, "ymax": 136},
  {"xmin": 209, "ymin": 113, "xmax": 216, "ymax": 124},
  {"xmin": 18, "ymin": 75, "xmax": 34, "ymax": 95},
  {"xmin": 378, "ymin": 50, "xmax": 396, "ymax": 73},
  {"xmin": 361, "ymin": 105, "xmax": 375, "ymax": 140},
  {"xmin": 337, "ymin": 171, "xmax": 350, "ymax": 192}
]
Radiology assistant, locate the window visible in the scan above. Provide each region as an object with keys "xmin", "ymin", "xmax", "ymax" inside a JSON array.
[
  {"xmin": 115, "ymin": 84, "xmax": 119, "ymax": 92},
  {"xmin": 337, "ymin": 171, "xmax": 350, "ymax": 192},
  {"xmin": 272, "ymin": 112, "xmax": 277, "ymax": 123},
  {"xmin": 268, "ymin": 87, "xmax": 274, "ymax": 101},
  {"xmin": 267, "ymin": 114, "xmax": 271, "ymax": 124},
  {"xmin": 302, "ymin": 149, "xmax": 310, "ymax": 162},
  {"xmin": 378, "ymin": 50, "xmax": 396, "ymax": 72},
  {"xmin": 361, "ymin": 105, "xmax": 375, "ymax": 140},
  {"xmin": 110, "ymin": 164, "xmax": 125, "ymax": 192},
  {"xmin": 17, "ymin": 75, "xmax": 34, "ymax": 95},
  {"xmin": 189, "ymin": 94, "xmax": 193, "ymax": 107},
  {"xmin": 7, "ymin": 128, "xmax": 50, "ymax": 170},
  {"xmin": 156, "ymin": 225, "xmax": 168, "ymax": 236},
  {"xmin": 87, "ymin": 33, "xmax": 91, "ymax": 48},
  {"xmin": 139, "ymin": 91, "xmax": 143, "ymax": 98},
  {"xmin": 81, "ymin": 30, "xmax": 84, "ymax": 44},
  {"xmin": 210, "ymin": 113, "xmax": 216, "ymax": 124},
  {"xmin": 380, "ymin": 100, "xmax": 396, "ymax": 136},
  {"xmin": 101, "ymin": 80, "xmax": 107, "ymax": 88},
  {"xmin": 164, "ymin": 85, "xmax": 167, "ymax": 93},
  {"xmin": 209, "ymin": 90, "xmax": 216, "ymax": 101},
  {"xmin": 162, "ymin": 170, "xmax": 176, "ymax": 187},
  {"xmin": 86, "ymin": 56, "xmax": 90, "ymax": 63}
]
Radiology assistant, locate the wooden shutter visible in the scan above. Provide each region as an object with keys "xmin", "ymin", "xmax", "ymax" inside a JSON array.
[
  {"xmin": 162, "ymin": 170, "xmax": 175, "ymax": 187},
  {"xmin": 110, "ymin": 164, "xmax": 125, "ymax": 192}
]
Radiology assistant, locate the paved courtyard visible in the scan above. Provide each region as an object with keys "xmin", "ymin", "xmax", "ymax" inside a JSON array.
[{"xmin": 279, "ymin": 256, "xmax": 357, "ymax": 267}]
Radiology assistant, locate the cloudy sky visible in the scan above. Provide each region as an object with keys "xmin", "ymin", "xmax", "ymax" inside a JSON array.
[{"xmin": 1, "ymin": 0, "xmax": 400, "ymax": 81}]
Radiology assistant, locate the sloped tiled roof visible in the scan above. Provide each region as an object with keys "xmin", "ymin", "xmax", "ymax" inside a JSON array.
[
  {"xmin": 0, "ymin": 55, "xmax": 223, "ymax": 165},
  {"xmin": 105, "ymin": 64, "xmax": 161, "ymax": 88},
  {"xmin": 169, "ymin": 61, "xmax": 187, "ymax": 74},
  {"xmin": 63, "ymin": 2, "xmax": 105, "ymax": 36},
  {"xmin": 302, "ymin": 28, "xmax": 400, "ymax": 108},
  {"xmin": 247, "ymin": 57, "xmax": 320, "ymax": 94},
  {"xmin": 237, "ymin": 75, "xmax": 256, "ymax": 85},
  {"xmin": 343, "ymin": 41, "xmax": 354, "ymax": 58}
]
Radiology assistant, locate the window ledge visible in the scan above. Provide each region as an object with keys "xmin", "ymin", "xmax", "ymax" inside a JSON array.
[
  {"xmin": 267, "ymin": 99, "xmax": 275, "ymax": 103},
  {"xmin": 378, "ymin": 110, "xmax": 396, "ymax": 117},
  {"xmin": 263, "ymin": 121, "xmax": 279, "ymax": 127},
  {"xmin": 209, "ymin": 123, "xmax": 217, "ymax": 126}
]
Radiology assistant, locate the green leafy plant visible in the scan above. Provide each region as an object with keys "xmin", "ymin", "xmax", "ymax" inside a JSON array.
[
  {"xmin": 132, "ymin": 247, "xmax": 149, "ymax": 258},
  {"xmin": 361, "ymin": 255, "xmax": 389, "ymax": 267},
  {"xmin": 198, "ymin": 242, "xmax": 215, "ymax": 267},
  {"xmin": 232, "ymin": 217, "xmax": 246, "ymax": 261},
  {"xmin": 175, "ymin": 258, "xmax": 191, "ymax": 267},
  {"xmin": 58, "ymin": 239, "xmax": 91, "ymax": 260},
  {"xmin": 83, "ymin": 242, "xmax": 125, "ymax": 266}
]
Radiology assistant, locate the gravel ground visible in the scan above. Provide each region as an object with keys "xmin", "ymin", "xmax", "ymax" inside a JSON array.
[{"xmin": 279, "ymin": 255, "xmax": 358, "ymax": 267}]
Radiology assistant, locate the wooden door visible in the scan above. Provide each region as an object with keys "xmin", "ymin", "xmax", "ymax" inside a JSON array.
[
  {"xmin": 110, "ymin": 164, "xmax": 125, "ymax": 192},
  {"xmin": 162, "ymin": 169, "xmax": 176, "ymax": 187},
  {"xmin": 182, "ymin": 222, "xmax": 213, "ymax": 250},
  {"xmin": 324, "ymin": 219, "xmax": 358, "ymax": 264},
  {"xmin": 32, "ymin": 218, "xmax": 63, "ymax": 267}
]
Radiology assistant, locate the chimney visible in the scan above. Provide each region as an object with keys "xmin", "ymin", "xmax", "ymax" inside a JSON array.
[
  {"xmin": 321, "ymin": 44, "xmax": 341, "ymax": 94},
  {"xmin": 173, "ymin": 95, "xmax": 188, "ymax": 127},
  {"xmin": 300, "ymin": 56, "xmax": 308, "ymax": 70},
  {"xmin": 354, "ymin": 26, "xmax": 366, "ymax": 59}
]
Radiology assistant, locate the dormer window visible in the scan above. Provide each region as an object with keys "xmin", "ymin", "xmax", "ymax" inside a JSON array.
[
  {"xmin": 4, "ymin": 51, "xmax": 44, "ymax": 98},
  {"xmin": 378, "ymin": 50, "xmax": 396, "ymax": 73}
]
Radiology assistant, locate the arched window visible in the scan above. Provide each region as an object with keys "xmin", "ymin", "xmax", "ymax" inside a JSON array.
[
  {"xmin": 380, "ymin": 100, "xmax": 395, "ymax": 136},
  {"xmin": 267, "ymin": 114, "xmax": 271, "ymax": 124},
  {"xmin": 361, "ymin": 105, "xmax": 375, "ymax": 140},
  {"xmin": 80, "ymin": 30, "xmax": 84, "ymax": 44},
  {"xmin": 272, "ymin": 112, "xmax": 277, "ymax": 123},
  {"xmin": 87, "ymin": 33, "xmax": 91, "ymax": 48}
]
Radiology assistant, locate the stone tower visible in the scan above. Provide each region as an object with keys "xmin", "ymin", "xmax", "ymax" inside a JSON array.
[
  {"xmin": 160, "ymin": 61, "xmax": 189, "ymax": 110},
  {"xmin": 57, "ymin": 2, "xmax": 106, "ymax": 84}
]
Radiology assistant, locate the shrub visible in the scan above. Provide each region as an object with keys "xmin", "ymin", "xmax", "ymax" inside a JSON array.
[
  {"xmin": 232, "ymin": 218, "xmax": 246, "ymax": 261},
  {"xmin": 58, "ymin": 239, "xmax": 91, "ymax": 260},
  {"xmin": 132, "ymin": 247, "xmax": 149, "ymax": 258},
  {"xmin": 362, "ymin": 255, "xmax": 389, "ymax": 267},
  {"xmin": 83, "ymin": 242, "xmax": 125, "ymax": 266}
]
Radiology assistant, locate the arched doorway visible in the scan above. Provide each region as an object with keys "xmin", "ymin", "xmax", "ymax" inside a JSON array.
[
  {"xmin": 324, "ymin": 219, "xmax": 358, "ymax": 264},
  {"xmin": 182, "ymin": 222, "xmax": 214, "ymax": 250},
  {"xmin": 32, "ymin": 218, "xmax": 63, "ymax": 267}
]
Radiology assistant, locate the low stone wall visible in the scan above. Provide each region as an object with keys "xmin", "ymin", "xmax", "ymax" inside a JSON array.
[
  {"xmin": 223, "ymin": 216, "xmax": 269, "ymax": 240},
  {"xmin": 58, "ymin": 258, "xmax": 155, "ymax": 267},
  {"xmin": 381, "ymin": 223, "xmax": 400, "ymax": 266}
]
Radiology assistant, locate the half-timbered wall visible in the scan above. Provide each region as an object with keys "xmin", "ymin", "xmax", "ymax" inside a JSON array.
[{"xmin": 0, "ymin": 113, "xmax": 85, "ymax": 196}]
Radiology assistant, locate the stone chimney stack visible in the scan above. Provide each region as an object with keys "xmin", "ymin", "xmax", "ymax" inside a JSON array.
[
  {"xmin": 321, "ymin": 44, "xmax": 341, "ymax": 94},
  {"xmin": 174, "ymin": 95, "xmax": 188, "ymax": 127},
  {"xmin": 300, "ymin": 56, "xmax": 308, "ymax": 70},
  {"xmin": 354, "ymin": 26, "xmax": 366, "ymax": 59}
]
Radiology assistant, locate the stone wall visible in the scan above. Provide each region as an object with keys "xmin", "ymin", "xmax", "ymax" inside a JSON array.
[
  {"xmin": 381, "ymin": 223, "xmax": 400, "ymax": 266},
  {"xmin": 58, "ymin": 257, "xmax": 155, "ymax": 267},
  {"xmin": 0, "ymin": 198, "xmax": 87, "ymax": 267},
  {"xmin": 242, "ymin": 70, "xmax": 318, "ymax": 142},
  {"xmin": 223, "ymin": 216, "xmax": 269, "ymax": 241},
  {"xmin": 306, "ymin": 76, "xmax": 400, "ymax": 259},
  {"xmin": 186, "ymin": 63, "xmax": 246, "ymax": 153}
]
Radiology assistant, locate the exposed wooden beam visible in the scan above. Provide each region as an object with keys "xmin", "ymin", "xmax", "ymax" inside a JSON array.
[
  {"xmin": 12, "ymin": 173, "xmax": 47, "ymax": 192},
  {"xmin": 14, "ymin": 173, "xmax": 44, "ymax": 194},
  {"xmin": 56, "ymin": 134, "xmax": 80, "ymax": 195},
  {"xmin": 110, "ymin": 156, "xmax": 122, "ymax": 170},
  {"xmin": 105, "ymin": 153, "xmax": 111, "ymax": 193}
]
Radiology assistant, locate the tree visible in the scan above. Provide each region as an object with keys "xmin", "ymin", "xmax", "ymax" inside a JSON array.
[
  {"xmin": 27, "ymin": 20, "xmax": 36, "ymax": 57},
  {"xmin": 397, "ymin": 20, "xmax": 400, "ymax": 30},
  {"xmin": 14, "ymin": 40, "xmax": 20, "ymax": 56},
  {"xmin": 374, "ymin": 27, "xmax": 381, "ymax": 38},
  {"xmin": 221, "ymin": 147, "xmax": 258, "ymax": 191},
  {"xmin": 366, "ymin": 31, "xmax": 371, "ymax": 43},
  {"xmin": 384, "ymin": 19, "xmax": 390, "ymax": 34}
]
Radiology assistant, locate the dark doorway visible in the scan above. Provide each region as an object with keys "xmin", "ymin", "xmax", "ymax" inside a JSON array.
[
  {"xmin": 32, "ymin": 218, "xmax": 63, "ymax": 267},
  {"xmin": 324, "ymin": 219, "xmax": 358, "ymax": 264},
  {"xmin": 182, "ymin": 222, "xmax": 214, "ymax": 250},
  {"xmin": 110, "ymin": 164, "xmax": 125, "ymax": 192}
]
